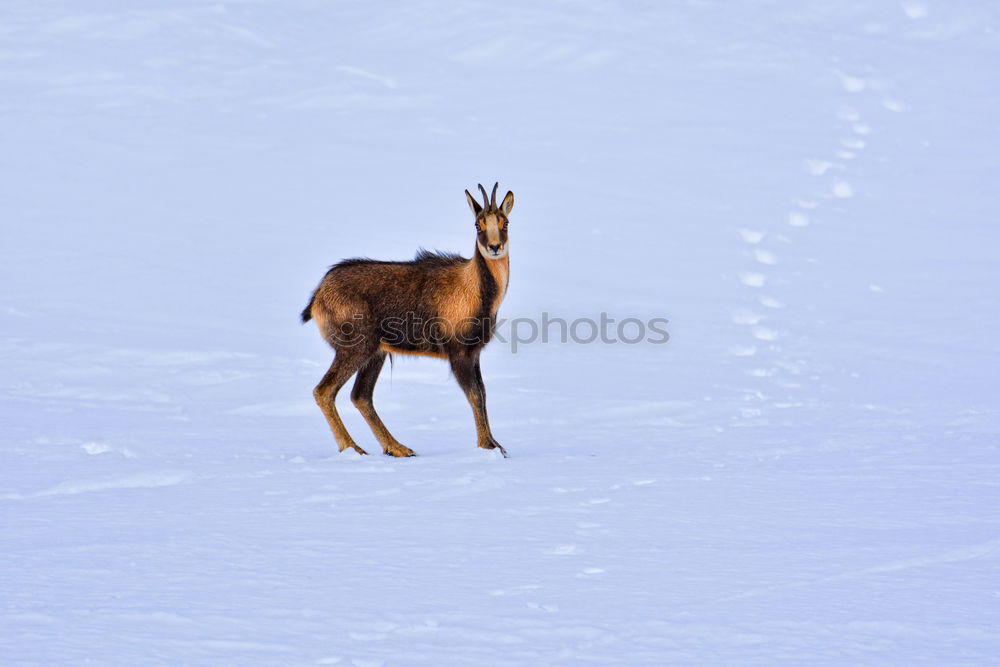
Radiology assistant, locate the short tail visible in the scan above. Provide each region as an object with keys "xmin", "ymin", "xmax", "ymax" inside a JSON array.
[{"xmin": 301, "ymin": 292, "xmax": 316, "ymax": 323}]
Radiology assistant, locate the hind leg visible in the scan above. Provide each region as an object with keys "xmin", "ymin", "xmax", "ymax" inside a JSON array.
[
  {"xmin": 351, "ymin": 352, "xmax": 415, "ymax": 457},
  {"xmin": 314, "ymin": 347, "xmax": 370, "ymax": 455}
]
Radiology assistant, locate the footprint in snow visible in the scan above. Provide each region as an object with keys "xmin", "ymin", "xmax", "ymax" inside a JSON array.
[
  {"xmin": 81, "ymin": 441, "xmax": 138, "ymax": 458},
  {"xmin": 804, "ymin": 158, "xmax": 838, "ymax": 176},
  {"xmin": 834, "ymin": 70, "xmax": 868, "ymax": 93},
  {"xmin": 753, "ymin": 248, "xmax": 777, "ymax": 265},
  {"xmin": 577, "ymin": 567, "xmax": 606, "ymax": 577},
  {"xmin": 737, "ymin": 228, "xmax": 765, "ymax": 244},
  {"xmin": 831, "ymin": 180, "xmax": 854, "ymax": 198},
  {"xmin": 732, "ymin": 308, "xmax": 763, "ymax": 325},
  {"xmin": 883, "ymin": 97, "xmax": 907, "ymax": 112},
  {"xmin": 738, "ymin": 272, "xmax": 766, "ymax": 288},
  {"xmin": 788, "ymin": 210, "xmax": 809, "ymax": 227},
  {"xmin": 81, "ymin": 441, "xmax": 112, "ymax": 454},
  {"xmin": 900, "ymin": 0, "xmax": 929, "ymax": 20},
  {"xmin": 758, "ymin": 296, "xmax": 785, "ymax": 309},
  {"xmin": 752, "ymin": 327, "xmax": 779, "ymax": 341}
]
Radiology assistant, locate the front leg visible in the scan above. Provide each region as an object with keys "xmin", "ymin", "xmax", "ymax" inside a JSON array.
[{"xmin": 449, "ymin": 350, "xmax": 508, "ymax": 458}]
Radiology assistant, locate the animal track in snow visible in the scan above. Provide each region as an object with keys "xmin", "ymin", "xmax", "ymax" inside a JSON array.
[
  {"xmin": 730, "ymin": 62, "xmax": 884, "ymax": 386},
  {"xmin": 832, "ymin": 180, "xmax": 854, "ymax": 198},
  {"xmin": 804, "ymin": 159, "xmax": 839, "ymax": 176},
  {"xmin": 900, "ymin": 1, "xmax": 929, "ymax": 20},
  {"xmin": 834, "ymin": 70, "xmax": 867, "ymax": 93},
  {"xmin": 758, "ymin": 296, "xmax": 785, "ymax": 309},
  {"xmin": 738, "ymin": 272, "xmax": 766, "ymax": 287},
  {"xmin": 752, "ymin": 327, "xmax": 779, "ymax": 341},
  {"xmin": 577, "ymin": 567, "xmax": 605, "ymax": 577},
  {"xmin": 80, "ymin": 441, "xmax": 138, "ymax": 458},
  {"xmin": 883, "ymin": 97, "xmax": 907, "ymax": 112},
  {"xmin": 732, "ymin": 308, "xmax": 764, "ymax": 325},
  {"xmin": 787, "ymin": 211, "xmax": 809, "ymax": 227},
  {"xmin": 753, "ymin": 248, "xmax": 777, "ymax": 265}
]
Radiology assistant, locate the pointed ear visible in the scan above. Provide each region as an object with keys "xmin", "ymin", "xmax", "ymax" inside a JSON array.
[
  {"xmin": 500, "ymin": 190, "xmax": 514, "ymax": 215},
  {"xmin": 465, "ymin": 189, "xmax": 483, "ymax": 215}
]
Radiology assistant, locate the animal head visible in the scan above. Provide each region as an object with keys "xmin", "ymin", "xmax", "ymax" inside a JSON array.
[{"xmin": 465, "ymin": 182, "xmax": 513, "ymax": 260}]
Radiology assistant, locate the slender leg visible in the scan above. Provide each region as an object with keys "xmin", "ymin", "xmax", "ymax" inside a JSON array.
[
  {"xmin": 351, "ymin": 353, "xmax": 415, "ymax": 457},
  {"xmin": 472, "ymin": 358, "xmax": 507, "ymax": 456},
  {"xmin": 314, "ymin": 348, "xmax": 369, "ymax": 455},
  {"xmin": 450, "ymin": 350, "xmax": 507, "ymax": 457}
]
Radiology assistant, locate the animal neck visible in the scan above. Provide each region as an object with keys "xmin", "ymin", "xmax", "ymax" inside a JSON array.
[{"xmin": 473, "ymin": 245, "xmax": 509, "ymax": 317}]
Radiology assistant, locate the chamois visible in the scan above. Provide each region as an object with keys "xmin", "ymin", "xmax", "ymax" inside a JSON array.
[{"xmin": 301, "ymin": 183, "xmax": 513, "ymax": 457}]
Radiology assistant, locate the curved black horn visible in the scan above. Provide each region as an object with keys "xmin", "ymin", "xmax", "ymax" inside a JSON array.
[
  {"xmin": 490, "ymin": 182, "xmax": 498, "ymax": 210},
  {"xmin": 478, "ymin": 183, "xmax": 490, "ymax": 211}
]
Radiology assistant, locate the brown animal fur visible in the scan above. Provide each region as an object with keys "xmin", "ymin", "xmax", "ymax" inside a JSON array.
[{"xmin": 302, "ymin": 183, "xmax": 514, "ymax": 457}]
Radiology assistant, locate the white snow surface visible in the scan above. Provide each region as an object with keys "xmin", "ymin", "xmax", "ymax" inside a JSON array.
[{"xmin": 2, "ymin": 1, "xmax": 1000, "ymax": 664}]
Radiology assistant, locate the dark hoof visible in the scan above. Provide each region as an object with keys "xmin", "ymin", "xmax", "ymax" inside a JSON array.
[{"xmin": 479, "ymin": 442, "xmax": 508, "ymax": 458}]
